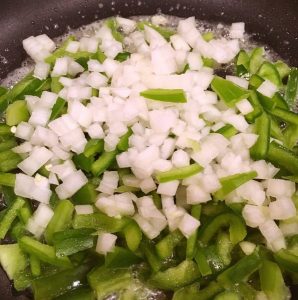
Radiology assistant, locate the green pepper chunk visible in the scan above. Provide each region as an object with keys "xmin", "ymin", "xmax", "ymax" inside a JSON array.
[
  {"xmin": 44, "ymin": 199, "xmax": 74, "ymax": 244},
  {"xmin": 50, "ymin": 97, "xmax": 66, "ymax": 120},
  {"xmin": 105, "ymin": 246, "xmax": 142, "ymax": 268},
  {"xmin": 274, "ymin": 248, "xmax": 298, "ymax": 273},
  {"xmin": 32, "ymin": 263, "xmax": 92, "ymax": 300},
  {"xmin": 266, "ymin": 141, "xmax": 298, "ymax": 175},
  {"xmin": 186, "ymin": 205, "xmax": 201, "ymax": 259},
  {"xmin": 84, "ymin": 139, "xmax": 104, "ymax": 158},
  {"xmin": 149, "ymin": 260, "xmax": 201, "ymax": 291},
  {"xmin": 140, "ymin": 88, "xmax": 187, "ymax": 103},
  {"xmin": 217, "ymin": 250, "xmax": 262, "ymax": 288},
  {"xmin": 249, "ymin": 74, "xmax": 264, "ymax": 89},
  {"xmin": 156, "ymin": 163, "xmax": 203, "ymax": 183},
  {"xmin": 54, "ymin": 287, "xmax": 95, "ymax": 300},
  {"xmin": 140, "ymin": 239, "xmax": 162, "ymax": 272},
  {"xmin": 249, "ymin": 47, "xmax": 264, "ymax": 74},
  {"xmin": 236, "ymin": 50, "xmax": 250, "ymax": 77},
  {"xmin": 53, "ymin": 228, "xmax": 95, "ymax": 257},
  {"xmin": 137, "ymin": 21, "xmax": 175, "ymax": 40},
  {"xmin": 250, "ymin": 112, "xmax": 271, "ymax": 160},
  {"xmin": 117, "ymin": 128, "xmax": 133, "ymax": 152},
  {"xmin": 274, "ymin": 60, "xmax": 291, "ymax": 79},
  {"xmin": 285, "ymin": 67, "xmax": 298, "ymax": 107},
  {"xmin": 195, "ymin": 248, "xmax": 212, "ymax": 276},
  {"xmin": 156, "ymin": 230, "xmax": 184, "ymax": 260},
  {"xmin": 0, "ymin": 244, "xmax": 28, "ymax": 280},
  {"xmin": 30, "ymin": 254, "xmax": 41, "ymax": 277},
  {"xmin": 214, "ymin": 291, "xmax": 240, "ymax": 300},
  {"xmin": 216, "ymin": 124, "xmax": 238, "ymax": 138},
  {"xmin": 19, "ymin": 236, "xmax": 72, "ymax": 268},
  {"xmin": 284, "ymin": 124, "xmax": 298, "ymax": 149},
  {"xmin": 72, "ymin": 182, "xmax": 97, "ymax": 204},
  {"xmin": 198, "ymin": 212, "xmax": 247, "ymax": 245},
  {"xmin": 123, "ymin": 220, "xmax": 142, "ymax": 252},
  {"xmin": 257, "ymin": 61, "xmax": 282, "ymax": 87},
  {"xmin": 91, "ymin": 150, "xmax": 118, "ymax": 176},
  {"xmin": 202, "ymin": 32, "xmax": 214, "ymax": 42},
  {"xmin": 0, "ymin": 138, "xmax": 17, "ymax": 152},
  {"xmin": 73, "ymin": 212, "xmax": 129, "ymax": 232},
  {"xmin": 88, "ymin": 266, "xmax": 133, "ymax": 300},
  {"xmin": 213, "ymin": 171, "xmax": 257, "ymax": 200},
  {"xmin": 216, "ymin": 231, "xmax": 233, "ymax": 266},
  {"xmin": 73, "ymin": 153, "xmax": 94, "ymax": 172},
  {"xmin": 173, "ymin": 283, "xmax": 201, "ymax": 300},
  {"xmin": 0, "ymin": 197, "xmax": 25, "ymax": 239},
  {"xmin": 269, "ymin": 107, "xmax": 298, "ymax": 125},
  {"xmin": 115, "ymin": 51, "xmax": 131, "ymax": 62},
  {"xmin": 0, "ymin": 172, "xmax": 16, "ymax": 187},
  {"xmin": 259, "ymin": 260, "xmax": 289, "ymax": 300},
  {"xmin": 6, "ymin": 100, "xmax": 30, "ymax": 126},
  {"xmin": 105, "ymin": 18, "xmax": 124, "ymax": 43},
  {"xmin": 51, "ymin": 77, "xmax": 63, "ymax": 93},
  {"xmin": 211, "ymin": 76, "xmax": 251, "ymax": 107}
]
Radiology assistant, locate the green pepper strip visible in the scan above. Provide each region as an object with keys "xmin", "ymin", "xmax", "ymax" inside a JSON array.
[
  {"xmin": 257, "ymin": 61, "xmax": 281, "ymax": 87},
  {"xmin": 44, "ymin": 199, "xmax": 74, "ymax": 244},
  {"xmin": 266, "ymin": 141, "xmax": 298, "ymax": 175},
  {"xmin": 0, "ymin": 138, "xmax": 17, "ymax": 152},
  {"xmin": 285, "ymin": 67, "xmax": 298, "ymax": 107},
  {"xmin": 274, "ymin": 60, "xmax": 291, "ymax": 79},
  {"xmin": 269, "ymin": 107, "xmax": 298, "ymax": 125},
  {"xmin": 156, "ymin": 230, "xmax": 184, "ymax": 260},
  {"xmin": 51, "ymin": 77, "xmax": 63, "ymax": 93},
  {"xmin": 84, "ymin": 139, "xmax": 104, "ymax": 158},
  {"xmin": 186, "ymin": 205, "xmax": 201, "ymax": 259},
  {"xmin": 195, "ymin": 248, "xmax": 212, "ymax": 276},
  {"xmin": 274, "ymin": 248, "xmax": 298, "ymax": 273},
  {"xmin": 217, "ymin": 250, "xmax": 262, "ymax": 288},
  {"xmin": 19, "ymin": 236, "xmax": 72, "ymax": 268},
  {"xmin": 32, "ymin": 263, "xmax": 92, "ymax": 300},
  {"xmin": 72, "ymin": 182, "xmax": 97, "ymax": 205},
  {"xmin": 73, "ymin": 212, "xmax": 130, "ymax": 232},
  {"xmin": 50, "ymin": 97, "xmax": 66, "ymax": 120},
  {"xmin": 105, "ymin": 18, "xmax": 124, "ymax": 43},
  {"xmin": 88, "ymin": 266, "xmax": 132, "ymax": 299},
  {"xmin": 73, "ymin": 153, "xmax": 94, "ymax": 172},
  {"xmin": 0, "ymin": 172, "xmax": 16, "ymax": 187},
  {"xmin": 250, "ymin": 112, "xmax": 271, "ymax": 160},
  {"xmin": 53, "ymin": 228, "xmax": 95, "ymax": 257},
  {"xmin": 156, "ymin": 163, "xmax": 203, "ymax": 183},
  {"xmin": 270, "ymin": 117, "xmax": 284, "ymax": 141},
  {"xmin": 211, "ymin": 76, "xmax": 251, "ymax": 107},
  {"xmin": 216, "ymin": 231, "xmax": 233, "ymax": 266},
  {"xmin": 284, "ymin": 124, "xmax": 298, "ymax": 149},
  {"xmin": 249, "ymin": 74, "xmax": 264, "ymax": 89},
  {"xmin": 137, "ymin": 21, "xmax": 175, "ymax": 40},
  {"xmin": 213, "ymin": 171, "xmax": 257, "ymax": 200},
  {"xmin": 249, "ymin": 47, "xmax": 264, "ymax": 74},
  {"xmin": 117, "ymin": 128, "xmax": 133, "ymax": 152},
  {"xmin": 198, "ymin": 212, "xmax": 247, "ymax": 245},
  {"xmin": 140, "ymin": 88, "xmax": 187, "ymax": 103},
  {"xmin": 6, "ymin": 100, "xmax": 29, "ymax": 126},
  {"xmin": 0, "ymin": 197, "xmax": 25, "ymax": 239},
  {"xmin": 91, "ymin": 150, "xmax": 118, "ymax": 176},
  {"xmin": 140, "ymin": 239, "xmax": 162, "ymax": 272},
  {"xmin": 245, "ymin": 90, "xmax": 263, "ymax": 123},
  {"xmin": 216, "ymin": 124, "xmax": 238, "ymax": 138},
  {"xmin": 123, "ymin": 220, "xmax": 142, "ymax": 252},
  {"xmin": 259, "ymin": 260, "xmax": 288, "ymax": 300},
  {"xmin": 149, "ymin": 260, "xmax": 201, "ymax": 291},
  {"xmin": 105, "ymin": 246, "xmax": 142, "ymax": 268},
  {"xmin": 30, "ymin": 255, "xmax": 41, "ymax": 277}
]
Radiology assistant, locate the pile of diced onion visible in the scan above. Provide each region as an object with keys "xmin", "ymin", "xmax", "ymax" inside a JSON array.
[{"xmin": 12, "ymin": 15, "xmax": 296, "ymax": 255}]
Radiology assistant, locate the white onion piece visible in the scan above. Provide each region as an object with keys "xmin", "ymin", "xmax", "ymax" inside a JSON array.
[
  {"xmin": 75, "ymin": 205, "xmax": 94, "ymax": 215},
  {"xmin": 55, "ymin": 170, "xmax": 88, "ymax": 199},
  {"xmin": 96, "ymin": 233, "xmax": 117, "ymax": 255}
]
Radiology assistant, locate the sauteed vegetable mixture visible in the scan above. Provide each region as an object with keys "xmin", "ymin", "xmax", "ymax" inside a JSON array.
[{"xmin": 0, "ymin": 15, "xmax": 297, "ymax": 300}]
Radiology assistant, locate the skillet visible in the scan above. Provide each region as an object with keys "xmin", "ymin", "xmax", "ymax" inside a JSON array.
[{"xmin": 0, "ymin": 0, "xmax": 297, "ymax": 298}]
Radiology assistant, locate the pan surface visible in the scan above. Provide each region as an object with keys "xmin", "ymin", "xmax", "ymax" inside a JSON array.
[{"xmin": 0, "ymin": 0, "xmax": 297, "ymax": 299}]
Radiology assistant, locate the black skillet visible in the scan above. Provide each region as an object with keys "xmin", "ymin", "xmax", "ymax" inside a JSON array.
[{"xmin": 0, "ymin": 0, "xmax": 297, "ymax": 299}]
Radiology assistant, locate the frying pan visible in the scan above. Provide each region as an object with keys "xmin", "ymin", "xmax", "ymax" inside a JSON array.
[{"xmin": 0, "ymin": 0, "xmax": 297, "ymax": 299}]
